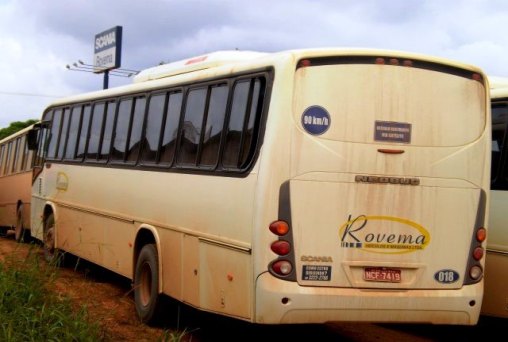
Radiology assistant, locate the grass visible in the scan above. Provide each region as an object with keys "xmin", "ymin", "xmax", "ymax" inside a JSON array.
[
  {"xmin": 158, "ymin": 328, "xmax": 193, "ymax": 342},
  {"xmin": 0, "ymin": 245, "xmax": 105, "ymax": 341}
]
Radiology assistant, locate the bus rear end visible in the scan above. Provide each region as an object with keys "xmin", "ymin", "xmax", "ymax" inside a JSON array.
[{"xmin": 256, "ymin": 52, "xmax": 489, "ymax": 325}]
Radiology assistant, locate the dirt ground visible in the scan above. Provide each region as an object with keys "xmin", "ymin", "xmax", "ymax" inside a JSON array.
[
  {"xmin": 0, "ymin": 232, "xmax": 172, "ymax": 341},
  {"xmin": 1, "ymin": 232, "xmax": 506, "ymax": 342},
  {"xmin": 0, "ymin": 233, "xmax": 340, "ymax": 342}
]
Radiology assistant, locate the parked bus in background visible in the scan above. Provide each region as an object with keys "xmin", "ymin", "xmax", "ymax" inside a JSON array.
[
  {"xmin": 28, "ymin": 48, "xmax": 490, "ymax": 325},
  {"xmin": 482, "ymin": 76, "xmax": 508, "ymax": 318},
  {"xmin": 0, "ymin": 124, "xmax": 37, "ymax": 241}
]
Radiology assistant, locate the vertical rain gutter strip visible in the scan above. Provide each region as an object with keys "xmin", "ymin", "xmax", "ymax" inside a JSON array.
[
  {"xmin": 276, "ymin": 181, "xmax": 296, "ymax": 282},
  {"xmin": 464, "ymin": 190, "xmax": 486, "ymax": 285}
]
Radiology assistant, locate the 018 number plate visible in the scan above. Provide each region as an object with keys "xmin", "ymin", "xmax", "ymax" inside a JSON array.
[{"xmin": 364, "ymin": 267, "xmax": 401, "ymax": 283}]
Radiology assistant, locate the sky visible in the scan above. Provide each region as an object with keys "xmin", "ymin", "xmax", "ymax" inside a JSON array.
[{"xmin": 1, "ymin": 0, "xmax": 508, "ymax": 128}]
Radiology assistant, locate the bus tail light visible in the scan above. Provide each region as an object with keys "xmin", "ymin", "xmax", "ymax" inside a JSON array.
[
  {"xmin": 465, "ymin": 222, "xmax": 486, "ymax": 284},
  {"xmin": 472, "ymin": 247, "xmax": 484, "ymax": 261},
  {"xmin": 469, "ymin": 265, "xmax": 483, "ymax": 281},
  {"xmin": 476, "ymin": 227, "xmax": 486, "ymax": 242},
  {"xmin": 271, "ymin": 240, "xmax": 290, "ymax": 255},
  {"xmin": 271, "ymin": 260, "xmax": 293, "ymax": 276},
  {"xmin": 268, "ymin": 217, "xmax": 296, "ymax": 281},
  {"xmin": 269, "ymin": 220, "xmax": 289, "ymax": 236}
]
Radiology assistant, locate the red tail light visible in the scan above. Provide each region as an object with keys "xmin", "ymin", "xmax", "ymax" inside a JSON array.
[
  {"xmin": 476, "ymin": 227, "xmax": 486, "ymax": 242},
  {"xmin": 269, "ymin": 220, "xmax": 289, "ymax": 236},
  {"xmin": 271, "ymin": 240, "xmax": 290, "ymax": 256},
  {"xmin": 472, "ymin": 247, "xmax": 484, "ymax": 261}
]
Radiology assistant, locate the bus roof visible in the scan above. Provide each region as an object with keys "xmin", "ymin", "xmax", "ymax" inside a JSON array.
[
  {"xmin": 0, "ymin": 123, "xmax": 37, "ymax": 145},
  {"xmin": 489, "ymin": 75, "xmax": 508, "ymax": 99},
  {"xmin": 489, "ymin": 76, "xmax": 508, "ymax": 89},
  {"xmin": 133, "ymin": 50, "xmax": 268, "ymax": 83},
  {"xmin": 45, "ymin": 48, "xmax": 486, "ymax": 109}
]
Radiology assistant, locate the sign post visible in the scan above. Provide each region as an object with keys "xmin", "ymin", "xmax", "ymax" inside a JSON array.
[{"xmin": 94, "ymin": 26, "xmax": 122, "ymax": 89}]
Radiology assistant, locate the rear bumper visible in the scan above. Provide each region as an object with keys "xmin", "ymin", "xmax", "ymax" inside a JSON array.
[{"xmin": 255, "ymin": 272, "xmax": 482, "ymax": 325}]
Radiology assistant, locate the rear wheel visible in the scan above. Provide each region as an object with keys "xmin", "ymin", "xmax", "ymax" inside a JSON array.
[
  {"xmin": 134, "ymin": 243, "xmax": 161, "ymax": 324},
  {"xmin": 15, "ymin": 205, "xmax": 27, "ymax": 242}
]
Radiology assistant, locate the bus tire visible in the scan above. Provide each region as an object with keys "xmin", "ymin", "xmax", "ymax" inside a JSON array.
[
  {"xmin": 134, "ymin": 243, "xmax": 161, "ymax": 324},
  {"xmin": 15, "ymin": 205, "xmax": 27, "ymax": 243},
  {"xmin": 43, "ymin": 213, "xmax": 61, "ymax": 264}
]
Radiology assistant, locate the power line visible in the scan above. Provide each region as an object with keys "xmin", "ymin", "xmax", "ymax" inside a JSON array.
[{"xmin": 0, "ymin": 91, "xmax": 61, "ymax": 98}]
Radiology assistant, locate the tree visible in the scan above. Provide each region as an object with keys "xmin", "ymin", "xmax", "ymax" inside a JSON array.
[{"xmin": 0, "ymin": 119, "xmax": 38, "ymax": 140}]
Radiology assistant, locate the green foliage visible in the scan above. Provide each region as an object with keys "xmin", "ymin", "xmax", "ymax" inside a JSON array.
[
  {"xmin": 0, "ymin": 246, "xmax": 105, "ymax": 342},
  {"xmin": 0, "ymin": 119, "xmax": 38, "ymax": 140},
  {"xmin": 158, "ymin": 328, "xmax": 193, "ymax": 342}
]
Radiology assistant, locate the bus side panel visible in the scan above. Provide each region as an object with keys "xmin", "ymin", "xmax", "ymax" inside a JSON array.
[
  {"xmin": 199, "ymin": 241, "xmax": 252, "ymax": 319},
  {"xmin": 0, "ymin": 172, "xmax": 32, "ymax": 228},
  {"xmin": 56, "ymin": 205, "xmax": 134, "ymax": 278},
  {"xmin": 482, "ymin": 252, "xmax": 508, "ymax": 318},
  {"xmin": 182, "ymin": 235, "xmax": 200, "ymax": 306},
  {"xmin": 483, "ymin": 190, "xmax": 508, "ymax": 318},
  {"xmin": 160, "ymin": 229, "xmax": 183, "ymax": 300}
]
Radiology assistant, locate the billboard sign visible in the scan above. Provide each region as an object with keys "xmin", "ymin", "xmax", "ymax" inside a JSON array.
[{"xmin": 94, "ymin": 26, "xmax": 122, "ymax": 73}]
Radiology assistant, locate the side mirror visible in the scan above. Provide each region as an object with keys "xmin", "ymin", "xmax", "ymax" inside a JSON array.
[{"xmin": 27, "ymin": 128, "xmax": 39, "ymax": 150}]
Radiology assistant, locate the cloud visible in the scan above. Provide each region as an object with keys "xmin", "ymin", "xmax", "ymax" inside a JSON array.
[{"xmin": 2, "ymin": 0, "xmax": 508, "ymax": 127}]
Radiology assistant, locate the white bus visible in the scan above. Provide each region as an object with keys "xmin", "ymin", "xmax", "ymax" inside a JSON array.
[
  {"xmin": 28, "ymin": 48, "xmax": 490, "ymax": 325},
  {"xmin": 482, "ymin": 77, "xmax": 508, "ymax": 318},
  {"xmin": 0, "ymin": 123, "xmax": 38, "ymax": 241}
]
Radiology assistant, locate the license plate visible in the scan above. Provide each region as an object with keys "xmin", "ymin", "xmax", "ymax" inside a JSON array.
[{"xmin": 364, "ymin": 267, "xmax": 401, "ymax": 283}]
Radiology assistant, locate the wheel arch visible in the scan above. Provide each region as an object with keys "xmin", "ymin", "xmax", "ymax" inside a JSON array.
[
  {"xmin": 41, "ymin": 202, "xmax": 58, "ymax": 245},
  {"xmin": 42, "ymin": 202, "xmax": 57, "ymax": 228},
  {"xmin": 133, "ymin": 224, "xmax": 163, "ymax": 293}
]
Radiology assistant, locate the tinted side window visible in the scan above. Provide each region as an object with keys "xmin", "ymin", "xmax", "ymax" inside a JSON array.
[
  {"xmin": 178, "ymin": 88, "xmax": 206, "ymax": 166},
  {"xmin": 240, "ymin": 79, "xmax": 262, "ymax": 166},
  {"xmin": 87, "ymin": 102, "xmax": 105, "ymax": 160},
  {"xmin": 47, "ymin": 109, "xmax": 62, "ymax": 159},
  {"xmin": 11, "ymin": 138, "xmax": 20, "ymax": 173},
  {"xmin": 64, "ymin": 106, "xmax": 82, "ymax": 160},
  {"xmin": 126, "ymin": 96, "xmax": 146, "ymax": 163},
  {"xmin": 76, "ymin": 105, "xmax": 91, "ymax": 160},
  {"xmin": 99, "ymin": 101, "xmax": 116, "ymax": 161},
  {"xmin": 492, "ymin": 101, "xmax": 508, "ymax": 189},
  {"xmin": 111, "ymin": 99, "xmax": 133, "ymax": 161},
  {"xmin": 35, "ymin": 111, "xmax": 53, "ymax": 166},
  {"xmin": 0, "ymin": 145, "xmax": 4, "ymax": 176},
  {"xmin": 3, "ymin": 142, "xmax": 12, "ymax": 175},
  {"xmin": 141, "ymin": 93, "xmax": 166, "ymax": 164},
  {"xmin": 222, "ymin": 81, "xmax": 250, "ymax": 168},
  {"xmin": 199, "ymin": 84, "xmax": 228, "ymax": 167},
  {"xmin": 222, "ymin": 78, "xmax": 265, "ymax": 170},
  {"xmin": 160, "ymin": 92, "xmax": 183, "ymax": 165},
  {"xmin": 56, "ymin": 108, "xmax": 70, "ymax": 160},
  {"xmin": 20, "ymin": 136, "xmax": 30, "ymax": 171}
]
